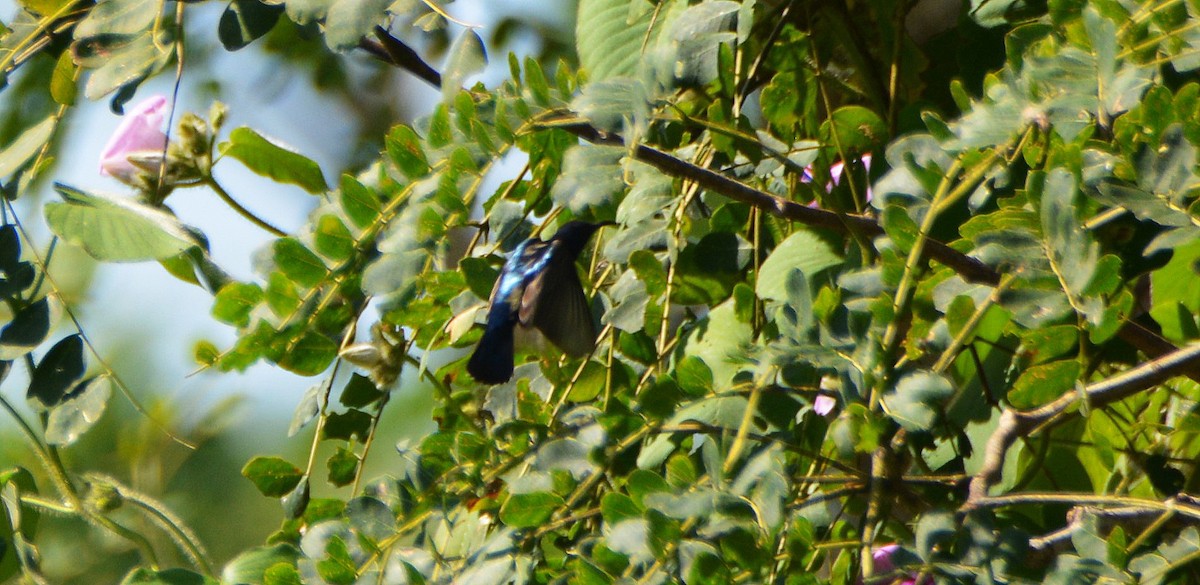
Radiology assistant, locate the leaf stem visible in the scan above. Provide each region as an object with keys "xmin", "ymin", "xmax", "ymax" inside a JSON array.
[
  {"xmin": 108, "ymin": 475, "xmax": 214, "ymax": 575},
  {"xmin": 202, "ymin": 177, "xmax": 287, "ymax": 237}
]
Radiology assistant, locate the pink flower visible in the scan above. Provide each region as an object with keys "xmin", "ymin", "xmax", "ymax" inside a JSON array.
[
  {"xmin": 813, "ymin": 394, "xmax": 837, "ymax": 415},
  {"xmin": 804, "ymin": 154, "xmax": 873, "ymax": 207},
  {"xmin": 860, "ymin": 544, "xmax": 926, "ymax": 585},
  {"xmin": 99, "ymin": 95, "xmax": 169, "ymax": 183}
]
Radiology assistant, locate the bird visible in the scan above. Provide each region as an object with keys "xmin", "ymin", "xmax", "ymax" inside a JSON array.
[{"xmin": 467, "ymin": 221, "xmax": 611, "ymax": 384}]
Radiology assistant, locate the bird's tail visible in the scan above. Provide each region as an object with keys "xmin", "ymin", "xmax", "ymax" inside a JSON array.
[{"xmin": 467, "ymin": 319, "xmax": 515, "ymax": 384}]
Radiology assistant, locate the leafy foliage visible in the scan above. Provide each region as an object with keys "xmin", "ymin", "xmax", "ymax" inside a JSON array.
[{"xmin": 2, "ymin": 0, "xmax": 1200, "ymax": 583}]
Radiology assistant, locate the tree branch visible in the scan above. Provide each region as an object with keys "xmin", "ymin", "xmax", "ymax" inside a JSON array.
[
  {"xmin": 965, "ymin": 343, "xmax": 1200, "ymax": 505},
  {"xmin": 1025, "ymin": 497, "xmax": 1198, "ymax": 552}
]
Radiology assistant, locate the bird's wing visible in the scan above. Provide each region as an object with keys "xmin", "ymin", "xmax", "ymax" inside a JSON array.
[{"xmin": 519, "ymin": 242, "xmax": 597, "ymax": 357}]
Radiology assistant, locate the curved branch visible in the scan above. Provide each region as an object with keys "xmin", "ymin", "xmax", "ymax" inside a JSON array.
[{"xmin": 965, "ymin": 343, "xmax": 1200, "ymax": 504}]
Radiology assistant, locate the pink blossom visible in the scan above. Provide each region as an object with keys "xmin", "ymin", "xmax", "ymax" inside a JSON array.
[
  {"xmin": 813, "ymin": 394, "xmax": 837, "ymax": 415},
  {"xmin": 805, "ymin": 154, "xmax": 873, "ymax": 207},
  {"xmin": 99, "ymin": 95, "xmax": 169, "ymax": 183},
  {"xmin": 859, "ymin": 544, "xmax": 926, "ymax": 585}
]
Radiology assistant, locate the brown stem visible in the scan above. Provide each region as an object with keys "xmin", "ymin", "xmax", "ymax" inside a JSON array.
[{"xmin": 965, "ymin": 343, "xmax": 1200, "ymax": 504}]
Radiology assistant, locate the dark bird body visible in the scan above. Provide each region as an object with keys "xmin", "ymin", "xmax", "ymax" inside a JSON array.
[{"xmin": 467, "ymin": 221, "xmax": 608, "ymax": 384}]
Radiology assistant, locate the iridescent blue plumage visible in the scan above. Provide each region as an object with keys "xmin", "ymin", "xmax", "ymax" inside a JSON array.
[{"xmin": 467, "ymin": 221, "xmax": 608, "ymax": 384}]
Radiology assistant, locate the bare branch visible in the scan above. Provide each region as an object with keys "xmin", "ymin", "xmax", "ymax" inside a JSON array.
[
  {"xmin": 966, "ymin": 343, "xmax": 1200, "ymax": 504},
  {"xmin": 1026, "ymin": 498, "xmax": 1200, "ymax": 552}
]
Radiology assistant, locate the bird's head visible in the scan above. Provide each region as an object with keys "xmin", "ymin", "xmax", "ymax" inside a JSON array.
[{"xmin": 549, "ymin": 220, "xmax": 614, "ymax": 258}]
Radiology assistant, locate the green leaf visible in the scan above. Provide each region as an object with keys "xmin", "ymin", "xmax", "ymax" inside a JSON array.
[
  {"xmin": 265, "ymin": 271, "xmax": 301, "ymax": 317},
  {"xmin": 775, "ymin": 268, "xmax": 814, "ymax": 340},
  {"xmin": 881, "ymin": 204, "xmax": 919, "ymax": 253},
  {"xmin": 1009, "ymin": 360, "xmax": 1081, "ymax": 409},
  {"xmin": 386, "ymin": 125, "xmax": 430, "ymax": 179},
  {"xmin": 756, "ymin": 229, "xmax": 842, "ymax": 302},
  {"xmin": 647, "ymin": 509, "xmax": 683, "ymax": 556},
  {"xmin": 326, "ymin": 447, "xmax": 359, "ymax": 487},
  {"xmin": 241, "ymin": 456, "xmax": 304, "ymax": 497},
  {"xmin": 820, "ymin": 106, "xmax": 887, "ymax": 154},
  {"xmin": 1019, "ymin": 325, "xmax": 1079, "ymax": 365},
  {"xmin": 314, "ymin": 215, "xmax": 355, "ymax": 261},
  {"xmin": 220, "ymin": 127, "xmax": 328, "ymax": 194},
  {"xmin": 1082, "ymin": 7, "xmax": 1151, "ymax": 116},
  {"xmin": 212, "ymin": 282, "xmax": 263, "ymax": 327},
  {"xmin": 573, "ymin": 77, "xmax": 652, "ymax": 135},
  {"xmin": 273, "ymin": 238, "xmax": 328, "ymax": 288},
  {"xmin": 221, "ymin": 544, "xmax": 301, "ymax": 585},
  {"xmin": 120, "ymin": 568, "xmax": 219, "ymax": 585},
  {"xmin": 277, "ymin": 331, "xmax": 337, "ymax": 376},
  {"xmin": 27, "ymin": 334, "xmax": 86, "ymax": 408},
  {"xmin": 668, "ymin": 1, "xmax": 739, "ymax": 85},
  {"xmin": 552, "ymin": 144, "xmax": 625, "ymax": 214},
  {"xmin": 626, "ymin": 469, "xmax": 669, "ymax": 508},
  {"xmin": 0, "ymin": 116, "xmax": 54, "ymax": 178},
  {"xmin": 76, "ymin": 32, "xmax": 172, "ymax": 100},
  {"xmin": 20, "ymin": 0, "xmax": 72, "ymax": 16},
  {"xmin": 339, "ymin": 373, "xmax": 384, "ymax": 408},
  {"xmin": 630, "ymin": 250, "xmax": 667, "ymax": 297},
  {"xmin": 44, "ymin": 376, "xmax": 112, "ymax": 446},
  {"xmin": 262, "ymin": 563, "xmax": 303, "ymax": 585},
  {"xmin": 459, "ymin": 256, "xmax": 498, "ymax": 300},
  {"xmin": 345, "ymin": 496, "xmax": 395, "ymax": 542},
  {"xmin": 284, "ymin": 0, "xmax": 332, "ymax": 24},
  {"xmin": 0, "ymin": 225, "xmax": 20, "ymax": 270},
  {"xmin": 1039, "ymin": 169, "xmax": 1097, "ymax": 299},
  {"xmin": 315, "ymin": 535, "xmax": 356, "ymax": 584},
  {"xmin": 500, "ymin": 491, "xmax": 563, "ymax": 528},
  {"xmin": 193, "ymin": 340, "xmax": 220, "ymax": 367},
  {"xmin": 576, "ymin": 0, "xmax": 676, "ymax": 82},
  {"xmin": 672, "ymin": 232, "xmax": 749, "ymax": 305},
  {"xmin": 441, "ymin": 28, "xmax": 487, "ymax": 101},
  {"xmin": 323, "ymin": 409, "xmax": 372, "ymax": 441},
  {"xmin": 679, "ymin": 300, "xmax": 752, "ymax": 390},
  {"xmin": 601, "ymin": 493, "xmax": 641, "ymax": 524},
  {"xmin": 665, "ymin": 452, "xmax": 698, "ymax": 488},
  {"xmin": 46, "ymin": 184, "xmax": 204, "ymax": 262},
  {"xmin": 881, "ymin": 371, "xmax": 954, "ymax": 432},
  {"xmin": 0, "ymin": 298, "xmax": 52, "ymax": 360},
  {"xmin": 339, "ymin": 175, "xmax": 381, "ymax": 229},
  {"xmin": 1150, "ymin": 239, "xmax": 1200, "ymax": 340},
  {"xmin": 0, "ymin": 466, "xmax": 37, "ymax": 581},
  {"xmin": 287, "ymin": 384, "xmax": 321, "ymax": 438},
  {"xmin": 281, "ymin": 477, "xmax": 310, "ymax": 519},
  {"xmin": 218, "ymin": 0, "xmax": 283, "ymax": 51},
  {"xmin": 567, "ymin": 360, "xmax": 608, "ymax": 402},
  {"xmin": 324, "ymin": 0, "xmax": 389, "ymax": 51},
  {"xmin": 675, "ymin": 355, "xmax": 713, "ymax": 396},
  {"xmin": 74, "ymin": 0, "xmax": 158, "ymax": 37},
  {"xmin": 50, "ymin": 50, "xmax": 77, "ymax": 106}
]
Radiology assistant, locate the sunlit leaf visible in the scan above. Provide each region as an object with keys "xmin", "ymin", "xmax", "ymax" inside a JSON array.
[
  {"xmin": 44, "ymin": 375, "xmax": 112, "ymax": 446},
  {"xmin": 324, "ymin": 0, "xmax": 389, "ymax": 50},
  {"xmin": 441, "ymin": 28, "xmax": 486, "ymax": 101},
  {"xmin": 220, "ymin": 127, "xmax": 328, "ymax": 194},
  {"xmin": 0, "ymin": 116, "xmax": 54, "ymax": 178},
  {"xmin": 46, "ymin": 184, "xmax": 203, "ymax": 262}
]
